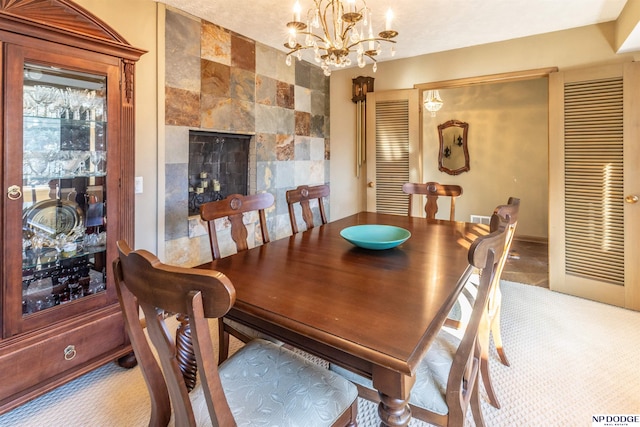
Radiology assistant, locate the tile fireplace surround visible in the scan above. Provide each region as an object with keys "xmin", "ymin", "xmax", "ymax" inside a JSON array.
[{"xmin": 162, "ymin": 8, "xmax": 330, "ymax": 267}]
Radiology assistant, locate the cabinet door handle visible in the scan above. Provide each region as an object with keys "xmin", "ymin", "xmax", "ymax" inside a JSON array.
[
  {"xmin": 7, "ymin": 185, "xmax": 22, "ymax": 200},
  {"xmin": 63, "ymin": 345, "xmax": 77, "ymax": 361}
]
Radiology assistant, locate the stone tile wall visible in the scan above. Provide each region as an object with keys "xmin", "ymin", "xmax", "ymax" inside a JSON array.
[{"xmin": 163, "ymin": 8, "xmax": 330, "ymax": 267}]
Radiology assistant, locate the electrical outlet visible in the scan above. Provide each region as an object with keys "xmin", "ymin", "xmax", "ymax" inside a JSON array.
[{"xmin": 134, "ymin": 176, "xmax": 143, "ymax": 194}]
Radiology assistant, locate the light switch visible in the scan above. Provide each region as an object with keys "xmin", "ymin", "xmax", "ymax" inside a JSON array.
[{"xmin": 135, "ymin": 176, "xmax": 143, "ymax": 194}]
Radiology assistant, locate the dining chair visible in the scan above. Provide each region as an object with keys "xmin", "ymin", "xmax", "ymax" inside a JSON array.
[
  {"xmin": 200, "ymin": 192, "xmax": 275, "ymax": 363},
  {"xmin": 445, "ymin": 197, "xmax": 520, "ymax": 409},
  {"xmin": 286, "ymin": 184, "xmax": 330, "ymax": 234},
  {"xmin": 113, "ymin": 240, "xmax": 358, "ymax": 427},
  {"xmin": 330, "ymin": 214, "xmax": 510, "ymax": 427},
  {"xmin": 402, "ymin": 182, "xmax": 463, "ymax": 220},
  {"xmin": 200, "ymin": 192, "xmax": 273, "ymax": 259}
]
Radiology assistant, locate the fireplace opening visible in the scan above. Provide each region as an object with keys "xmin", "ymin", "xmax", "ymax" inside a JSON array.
[{"xmin": 188, "ymin": 131, "xmax": 250, "ymax": 215}]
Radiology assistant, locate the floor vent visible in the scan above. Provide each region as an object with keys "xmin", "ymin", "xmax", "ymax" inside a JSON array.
[{"xmin": 470, "ymin": 215, "xmax": 491, "ymax": 225}]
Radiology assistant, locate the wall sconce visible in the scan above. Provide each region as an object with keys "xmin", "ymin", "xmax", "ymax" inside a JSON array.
[{"xmin": 352, "ymin": 76, "xmax": 375, "ymax": 103}]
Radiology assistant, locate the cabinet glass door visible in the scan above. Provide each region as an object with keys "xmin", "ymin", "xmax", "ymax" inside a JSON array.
[{"xmin": 21, "ymin": 64, "xmax": 108, "ymax": 316}]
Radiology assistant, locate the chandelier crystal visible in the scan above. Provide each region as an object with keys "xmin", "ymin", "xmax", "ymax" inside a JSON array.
[
  {"xmin": 285, "ymin": 0, "xmax": 398, "ymax": 76},
  {"xmin": 424, "ymin": 89, "xmax": 443, "ymax": 117}
]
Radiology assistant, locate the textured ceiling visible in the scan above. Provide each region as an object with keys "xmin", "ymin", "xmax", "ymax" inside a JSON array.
[{"xmin": 157, "ymin": 0, "xmax": 630, "ymax": 66}]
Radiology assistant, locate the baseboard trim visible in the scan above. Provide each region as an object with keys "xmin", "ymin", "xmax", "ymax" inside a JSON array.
[{"xmin": 514, "ymin": 235, "xmax": 548, "ymax": 244}]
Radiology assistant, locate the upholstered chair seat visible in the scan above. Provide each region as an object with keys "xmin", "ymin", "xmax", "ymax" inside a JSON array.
[
  {"xmin": 331, "ymin": 328, "xmax": 462, "ymax": 417},
  {"xmin": 189, "ymin": 339, "xmax": 358, "ymax": 426}
]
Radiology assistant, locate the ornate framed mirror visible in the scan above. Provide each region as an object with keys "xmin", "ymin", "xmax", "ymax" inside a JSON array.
[{"xmin": 437, "ymin": 119, "xmax": 469, "ymax": 175}]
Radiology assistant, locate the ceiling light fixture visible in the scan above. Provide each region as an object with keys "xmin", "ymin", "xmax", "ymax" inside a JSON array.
[
  {"xmin": 424, "ymin": 90, "xmax": 443, "ymax": 117},
  {"xmin": 285, "ymin": 0, "xmax": 398, "ymax": 76}
]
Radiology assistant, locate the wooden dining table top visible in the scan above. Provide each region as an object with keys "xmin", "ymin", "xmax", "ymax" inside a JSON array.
[{"xmin": 199, "ymin": 211, "xmax": 487, "ymax": 378}]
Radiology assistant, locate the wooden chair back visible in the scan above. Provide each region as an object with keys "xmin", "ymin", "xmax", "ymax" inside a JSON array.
[
  {"xmin": 286, "ymin": 184, "xmax": 329, "ymax": 234},
  {"xmin": 490, "ymin": 197, "xmax": 520, "ymax": 288},
  {"xmin": 113, "ymin": 240, "xmax": 237, "ymax": 427},
  {"xmin": 486, "ymin": 197, "xmax": 520, "ymax": 368},
  {"xmin": 402, "ymin": 181, "xmax": 463, "ymax": 220},
  {"xmin": 200, "ymin": 192, "xmax": 274, "ymax": 259}
]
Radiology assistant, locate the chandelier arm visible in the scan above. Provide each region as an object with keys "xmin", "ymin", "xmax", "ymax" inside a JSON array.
[
  {"xmin": 363, "ymin": 52, "xmax": 378, "ymax": 62},
  {"xmin": 330, "ymin": 0, "xmax": 342, "ymax": 43},
  {"xmin": 299, "ymin": 31, "xmax": 328, "ymax": 43},
  {"xmin": 286, "ymin": 43, "xmax": 318, "ymax": 56},
  {"xmin": 316, "ymin": 0, "xmax": 333, "ymax": 47},
  {"xmin": 345, "ymin": 37, "xmax": 397, "ymax": 51},
  {"xmin": 339, "ymin": 20, "xmax": 358, "ymax": 43}
]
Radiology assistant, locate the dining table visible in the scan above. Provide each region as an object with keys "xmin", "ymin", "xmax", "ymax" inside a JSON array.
[{"xmin": 196, "ymin": 211, "xmax": 487, "ymax": 426}]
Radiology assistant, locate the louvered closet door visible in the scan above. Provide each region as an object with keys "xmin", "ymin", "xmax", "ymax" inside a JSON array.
[
  {"xmin": 365, "ymin": 89, "xmax": 420, "ymax": 214},
  {"xmin": 549, "ymin": 63, "xmax": 640, "ymax": 310}
]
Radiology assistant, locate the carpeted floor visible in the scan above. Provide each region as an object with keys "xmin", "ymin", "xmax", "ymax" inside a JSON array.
[{"xmin": 1, "ymin": 281, "xmax": 639, "ymax": 426}]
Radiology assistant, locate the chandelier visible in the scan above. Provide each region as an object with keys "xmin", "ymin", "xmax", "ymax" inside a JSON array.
[
  {"xmin": 285, "ymin": 0, "xmax": 398, "ymax": 76},
  {"xmin": 424, "ymin": 90, "xmax": 444, "ymax": 117}
]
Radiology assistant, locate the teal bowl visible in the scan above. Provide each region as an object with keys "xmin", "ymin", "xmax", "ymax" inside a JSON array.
[{"xmin": 340, "ymin": 224, "xmax": 411, "ymax": 250}]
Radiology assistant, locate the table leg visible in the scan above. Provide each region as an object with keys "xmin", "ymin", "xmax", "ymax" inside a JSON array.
[
  {"xmin": 377, "ymin": 392, "xmax": 411, "ymax": 427},
  {"xmin": 373, "ymin": 366, "xmax": 415, "ymax": 427}
]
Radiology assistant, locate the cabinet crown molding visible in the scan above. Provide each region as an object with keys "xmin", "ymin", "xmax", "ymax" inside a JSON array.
[{"xmin": 0, "ymin": 0, "xmax": 146, "ymax": 58}]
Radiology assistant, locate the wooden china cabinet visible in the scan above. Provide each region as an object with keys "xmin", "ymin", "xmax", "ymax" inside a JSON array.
[{"xmin": 0, "ymin": 0, "xmax": 144, "ymax": 413}]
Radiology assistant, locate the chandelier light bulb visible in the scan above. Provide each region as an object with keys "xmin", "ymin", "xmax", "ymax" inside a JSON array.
[
  {"xmin": 293, "ymin": 1, "xmax": 301, "ymax": 22},
  {"xmin": 368, "ymin": 28, "xmax": 375, "ymax": 50},
  {"xmin": 385, "ymin": 8, "xmax": 393, "ymax": 31}
]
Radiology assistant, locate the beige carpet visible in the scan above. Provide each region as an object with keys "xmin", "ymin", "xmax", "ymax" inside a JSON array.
[{"xmin": 1, "ymin": 281, "xmax": 639, "ymax": 426}]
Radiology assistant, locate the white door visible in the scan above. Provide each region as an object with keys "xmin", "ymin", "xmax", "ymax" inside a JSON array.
[
  {"xmin": 549, "ymin": 62, "xmax": 640, "ymax": 310},
  {"xmin": 365, "ymin": 89, "xmax": 420, "ymax": 214}
]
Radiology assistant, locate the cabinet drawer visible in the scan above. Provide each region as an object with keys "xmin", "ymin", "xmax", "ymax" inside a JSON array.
[{"xmin": 0, "ymin": 309, "xmax": 127, "ymax": 402}]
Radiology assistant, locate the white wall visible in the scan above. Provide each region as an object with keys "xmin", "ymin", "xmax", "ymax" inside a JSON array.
[{"xmin": 330, "ymin": 23, "xmax": 639, "ymax": 239}]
